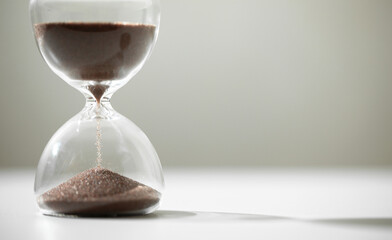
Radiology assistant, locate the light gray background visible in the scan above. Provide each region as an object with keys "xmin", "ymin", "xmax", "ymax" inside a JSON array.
[{"xmin": 1, "ymin": 0, "xmax": 391, "ymax": 168}]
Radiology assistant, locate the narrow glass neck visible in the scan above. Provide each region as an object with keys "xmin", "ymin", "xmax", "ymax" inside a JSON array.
[{"xmin": 81, "ymin": 98, "xmax": 115, "ymax": 120}]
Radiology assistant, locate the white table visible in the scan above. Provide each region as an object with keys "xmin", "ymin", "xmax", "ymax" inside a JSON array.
[{"xmin": 1, "ymin": 167, "xmax": 392, "ymax": 240}]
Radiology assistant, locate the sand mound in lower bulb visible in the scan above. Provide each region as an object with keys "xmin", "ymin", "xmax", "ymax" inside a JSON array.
[{"xmin": 38, "ymin": 167, "xmax": 161, "ymax": 216}]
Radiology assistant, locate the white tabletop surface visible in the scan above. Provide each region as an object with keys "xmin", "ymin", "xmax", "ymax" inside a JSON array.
[{"xmin": 1, "ymin": 167, "xmax": 392, "ymax": 240}]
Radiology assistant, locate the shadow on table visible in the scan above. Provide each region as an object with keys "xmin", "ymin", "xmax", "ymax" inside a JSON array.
[
  {"xmin": 137, "ymin": 211, "xmax": 392, "ymax": 229},
  {"xmin": 131, "ymin": 210, "xmax": 284, "ymax": 221},
  {"xmin": 120, "ymin": 210, "xmax": 392, "ymax": 228},
  {"xmin": 308, "ymin": 218, "xmax": 392, "ymax": 228},
  {"xmin": 45, "ymin": 209, "xmax": 392, "ymax": 228}
]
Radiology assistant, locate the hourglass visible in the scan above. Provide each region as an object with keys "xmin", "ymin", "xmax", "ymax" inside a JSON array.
[{"xmin": 30, "ymin": 0, "xmax": 163, "ymax": 216}]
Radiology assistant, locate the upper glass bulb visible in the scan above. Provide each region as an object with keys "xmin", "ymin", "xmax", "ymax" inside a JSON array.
[{"xmin": 30, "ymin": 0, "xmax": 160, "ymax": 102}]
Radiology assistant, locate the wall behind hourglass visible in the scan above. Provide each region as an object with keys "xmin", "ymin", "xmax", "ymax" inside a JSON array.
[{"xmin": 1, "ymin": 0, "xmax": 392, "ymax": 168}]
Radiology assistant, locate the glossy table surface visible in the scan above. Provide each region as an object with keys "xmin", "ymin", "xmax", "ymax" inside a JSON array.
[{"xmin": 1, "ymin": 167, "xmax": 392, "ymax": 240}]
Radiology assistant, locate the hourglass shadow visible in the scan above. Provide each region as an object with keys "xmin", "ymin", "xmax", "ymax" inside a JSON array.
[
  {"xmin": 50, "ymin": 210, "xmax": 283, "ymax": 221},
  {"xmin": 131, "ymin": 211, "xmax": 392, "ymax": 229},
  {"xmin": 42, "ymin": 209, "xmax": 392, "ymax": 230},
  {"xmin": 116, "ymin": 210, "xmax": 287, "ymax": 222},
  {"xmin": 308, "ymin": 218, "xmax": 392, "ymax": 228}
]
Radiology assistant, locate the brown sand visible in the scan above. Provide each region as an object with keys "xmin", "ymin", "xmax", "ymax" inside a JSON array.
[
  {"xmin": 88, "ymin": 85, "xmax": 109, "ymax": 103},
  {"xmin": 34, "ymin": 22, "xmax": 156, "ymax": 82},
  {"xmin": 38, "ymin": 167, "xmax": 160, "ymax": 215}
]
